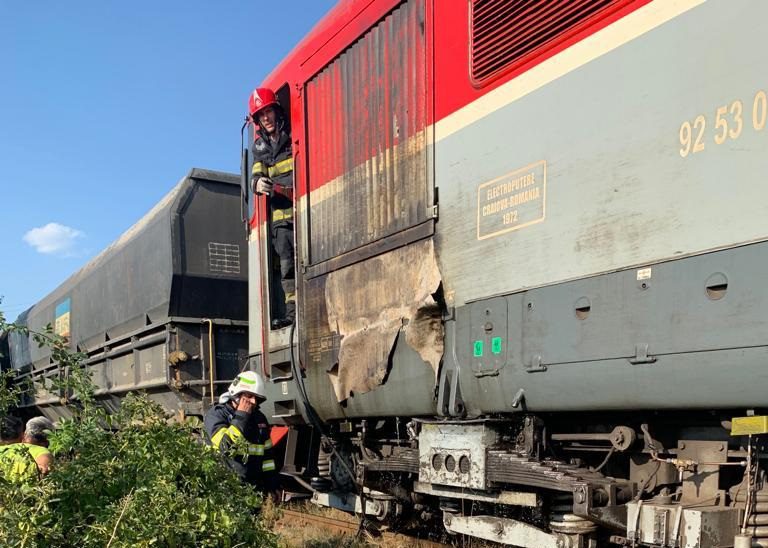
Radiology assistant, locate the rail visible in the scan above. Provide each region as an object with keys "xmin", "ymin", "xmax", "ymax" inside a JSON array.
[{"xmin": 277, "ymin": 507, "xmax": 455, "ymax": 547}]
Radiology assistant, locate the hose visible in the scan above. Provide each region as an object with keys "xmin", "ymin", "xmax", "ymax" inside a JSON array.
[
  {"xmin": 635, "ymin": 424, "xmax": 662, "ymax": 501},
  {"xmin": 287, "ymin": 320, "xmax": 364, "ymax": 502},
  {"xmin": 592, "ymin": 447, "xmax": 615, "ymax": 473}
]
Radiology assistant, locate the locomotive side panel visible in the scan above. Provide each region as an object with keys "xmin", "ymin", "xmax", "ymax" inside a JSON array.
[
  {"xmin": 449, "ymin": 242, "xmax": 768, "ymax": 415},
  {"xmin": 433, "ymin": 0, "xmax": 768, "ymax": 414},
  {"xmin": 435, "ymin": 0, "xmax": 768, "ymax": 306}
]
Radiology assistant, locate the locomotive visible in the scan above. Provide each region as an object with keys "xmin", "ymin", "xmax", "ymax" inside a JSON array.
[
  {"xmin": 246, "ymin": 0, "xmax": 768, "ymax": 546},
  {"xmin": 4, "ymin": 169, "xmax": 248, "ymax": 421}
]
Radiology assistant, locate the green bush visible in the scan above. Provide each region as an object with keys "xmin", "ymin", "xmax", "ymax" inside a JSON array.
[{"xmin": 0, "ymin": 310, "xmax": 277, "ymax": 548}]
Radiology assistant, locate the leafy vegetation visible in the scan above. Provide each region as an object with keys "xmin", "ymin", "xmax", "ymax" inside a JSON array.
[{"xmin": 0, "ymin": 309, "xmax": 277, "ymax": 548}]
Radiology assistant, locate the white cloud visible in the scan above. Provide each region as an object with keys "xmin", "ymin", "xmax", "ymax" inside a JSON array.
[{"xmin": 23, "ymin": 222, "xmax": 85, "ymax": 256}]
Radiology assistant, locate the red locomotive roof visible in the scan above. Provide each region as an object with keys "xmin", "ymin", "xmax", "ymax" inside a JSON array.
[{"xmin": 260, "ymin": 0, "xmax": 400, "ymax": 94}]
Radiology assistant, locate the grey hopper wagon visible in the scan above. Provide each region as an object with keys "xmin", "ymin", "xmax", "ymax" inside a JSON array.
[{"xmin": 8, "ymin": 169, "xmax": 248, "ymax": 421}]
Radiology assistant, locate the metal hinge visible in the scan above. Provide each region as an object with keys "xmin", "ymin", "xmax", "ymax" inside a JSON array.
[
  {"xmin": 628, "ymin": 344, "xmax": 657, "ymax": 365},
  {"xmin": 525, "ymin": 355, "xmax": 547, "ymax": 373},
  {"xmin": 429, "ymin": 204, "xmax": 438, "ymax": 218}
]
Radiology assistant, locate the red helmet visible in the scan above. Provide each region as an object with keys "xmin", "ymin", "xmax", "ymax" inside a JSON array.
[{"xmin": 248, "ymin": 87, "xmax": 278, "ymax": 118}]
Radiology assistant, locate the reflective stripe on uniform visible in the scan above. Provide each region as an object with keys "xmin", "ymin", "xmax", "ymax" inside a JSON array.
[
  {"xmin": 272, "ymin": 208, "xmax": 293, "ymax": 221},
  {"xmin": 262, "ymin": 459, "xmax": 276, "ymax": 471},
  {"xmin": 264, "ymin": 439, "xmax": 273, "ymax": 450},
  {"xmin": 227, "ymin": 425, "xmax": 245, "ymax": 441},
  {"xmin": 247, "ymin": 444, "xmax": 264, "ymax": 456},
  {"xmin": 284, "ymin": 292, "xmax": 296, "ymax": 303},
  {"xmin": 211, "ymin": 425, "xmax": 245, "ymax": 449},
  {"xmin": 251, "ymin": 162, "xmax": 266, "ymax": 177},
  {"xmin": 267, "ymin": 158, "xmax": 293, "ymax": 177},
  {"xmin": 210, "ymin": 427, "xmax": 228, "ymax": 449}
]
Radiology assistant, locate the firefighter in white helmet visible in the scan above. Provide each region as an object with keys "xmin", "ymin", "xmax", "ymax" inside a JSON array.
[{"xmin": 204, "ymin": 371, "xmax": 279, "ymax": 493}]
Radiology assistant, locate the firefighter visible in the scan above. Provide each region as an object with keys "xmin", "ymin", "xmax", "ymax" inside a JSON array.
[
  {"xmin": 203, "ymin": 371, "xmax": 279, "ymax": 494},
  {"xmin": 23, "ymin": 417, "xmax": 55, "ymax": 475},
  {"xmin": 0, "ymin": 415, "xmax": 45, "ymax": 482},
  {"xmin": 249, "ymin": 87, "xmax": 295, "ymax": 329}
]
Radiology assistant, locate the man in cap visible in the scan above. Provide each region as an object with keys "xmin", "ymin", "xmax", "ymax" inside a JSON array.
[
  {"xmin": 204, "ymin": 371, "xmax": 278, "ymax": 493},
  {"xmin": 0, "ymin": 415, "xmax": 49, "ymax": 481},
  {"xmin": 22, "ymin": 417, "xmax": 55, "ymax": 474}
]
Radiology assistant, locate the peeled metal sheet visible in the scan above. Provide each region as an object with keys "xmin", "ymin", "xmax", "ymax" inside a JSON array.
[{"xmin": 324, "ymin": 239, "xmax": 442, "ymax": 402}]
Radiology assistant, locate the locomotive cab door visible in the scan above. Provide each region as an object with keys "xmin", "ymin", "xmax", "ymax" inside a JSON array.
[{"xmin": 297, "ymin": 0, "xmax": 440, "ymax": 419}]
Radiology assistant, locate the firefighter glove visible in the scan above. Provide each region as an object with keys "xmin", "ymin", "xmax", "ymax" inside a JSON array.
[{"xmin": 254, "ymin": 177, "xmax": 273, "ymax": 196}]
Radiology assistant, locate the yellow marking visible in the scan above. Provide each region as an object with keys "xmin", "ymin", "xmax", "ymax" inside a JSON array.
[
  {"xmin": 54, "ymin": 311, "xmax": 71, "ymax": 338},
  {"xmin": 476, "ymin": 160, "xmax": 547, "ymax": 240},
  {"xmin": 680, "ymin": 94, "xmax": 758, "ymax": 157},
  {"xmin": 679, "ymin": 120, "xmax": 692, "ymax": 157},
  {"xmin": 731, "ymin": 416, "xmax": 768, "ymax": 436},
  {"xmin": 252, "ymin": 162, "xmax": 265, "ymax": 176},
  {"xmin": 753, "ymin": 90, "xmax": 767, "ymax": 130},
  {"xmin": 435, "ymin": 0, "xmax": 707, "ymax": 141},
  {"xmin": 272, "ymin": 209, "xmax": 293, "ymax": 221},
  {"xmin": 227, "ymin": 425, "xmax": 245, "ymax": 441},
  {"xmin": 729, "ymin": 100, "xmax": 743, "ymax": 140},
  {"xmin": 714, "ymin": 105, "xmax": 728, "ymax": 145},
  {"xmin": 268, "ymin": 158, "xmax": 294, "ymax": 177},
  {"xmin": 692, "ymin": 114, "xmax": 706, "ymax": 153},
  {"xmin": 210, "ymin": 427, "xmax": 228, "ymax": 449}
]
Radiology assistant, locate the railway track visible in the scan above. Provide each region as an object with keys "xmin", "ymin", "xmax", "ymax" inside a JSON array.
[{"xmin": 277, "ymin": 507, "xmax": 455, "ymax": 547}]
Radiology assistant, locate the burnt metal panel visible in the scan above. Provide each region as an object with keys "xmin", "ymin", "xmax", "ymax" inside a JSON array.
[
  {"xmin": 323, "ymin": 239, "xmax": 442, "ymax": 402},
  {"xmin": 295, "ymin": 241, "xmax": 440, "ymax": 421},
  {"xmin": 305, "ymin": 0, "xmax": 429, "ymax": 265}
]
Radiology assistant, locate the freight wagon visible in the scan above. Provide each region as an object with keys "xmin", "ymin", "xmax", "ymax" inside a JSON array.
[
  {"xmin": 5, "ymin": 169, "xmax": 248, "ymax": 421},
  {"xmin": 245, "ymin": 0, "xmax": 768, "ymax": 546}
]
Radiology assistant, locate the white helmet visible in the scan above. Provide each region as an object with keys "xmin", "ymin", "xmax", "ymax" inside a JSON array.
[{"xmin": 227, "ymin": 371, "xmax": 267, "ymax": 400}]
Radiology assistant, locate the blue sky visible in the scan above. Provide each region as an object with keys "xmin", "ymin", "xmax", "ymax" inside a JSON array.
[{"xmin": 0, "ymin": 1, "xmax": 335, "ymax": 319}]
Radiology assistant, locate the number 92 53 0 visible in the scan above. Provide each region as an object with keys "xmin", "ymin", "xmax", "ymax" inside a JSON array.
[{"xmin": 679, "ymin": 90, "xmax": 767, "ymax": 158}]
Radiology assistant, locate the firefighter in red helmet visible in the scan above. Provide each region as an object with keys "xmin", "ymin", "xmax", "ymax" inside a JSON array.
[{"xmin": 249, "ymin": 87, "xmax": 295, "ymax": 329}]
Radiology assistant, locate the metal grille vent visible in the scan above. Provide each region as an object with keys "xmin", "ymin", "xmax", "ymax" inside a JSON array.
[
  {"xmin": 471, "ymin": 0, "xmax": 631, "ymax": 84},
  {"xmin": 208, "ymin": 242, "xmax": 240, "ymax": 274}
]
